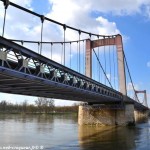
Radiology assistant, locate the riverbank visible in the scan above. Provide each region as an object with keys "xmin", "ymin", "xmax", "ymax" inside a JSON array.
[
  {"xmin": 0, "ymin": 100, "xmax": 79, "ymax": 114},
  {"xmin": 0, "ymin": 112, "xmax": 78, "ymax": 115}
]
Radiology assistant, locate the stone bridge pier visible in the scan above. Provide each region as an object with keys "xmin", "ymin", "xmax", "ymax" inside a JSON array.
[
  {"xmin": 78, "ymin": 97, "xmax": 149, "ymax": 126},
  {"xmin": 78, "ymin": 101, "xmax": 135, "ymax": 126},
  {"xmin": 134, "ymin": 110, "xmax": 149, "ymax": 122},
  {"xmin": 78, "ymin": 34, "xmax": 149, "ymax": 126}
]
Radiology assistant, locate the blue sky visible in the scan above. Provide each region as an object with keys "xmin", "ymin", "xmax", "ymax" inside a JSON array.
[{"xmin": 0, "ymin": 0, "xmax": 150, "ymax": 106}]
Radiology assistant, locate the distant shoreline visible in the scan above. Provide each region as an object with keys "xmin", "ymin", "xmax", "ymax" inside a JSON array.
[
  {"xmin": 0, "ymin": 100, "xmax": 79, "ymax": 115},
  {"xmin": 0, "ymin": 112, "xmax": 78, "ymax": 115}
]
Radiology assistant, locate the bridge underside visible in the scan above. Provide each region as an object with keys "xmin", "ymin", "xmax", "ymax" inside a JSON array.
[
  {"xmin": 0, "ymin": 68, "xmax": 121, "ymax": 103},
  {"xmin": 0, "ymin": 67, "xmax": 148, "ymax": 110}
]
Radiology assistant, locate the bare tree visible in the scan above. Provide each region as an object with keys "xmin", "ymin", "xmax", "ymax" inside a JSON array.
[
  {"xmin": 48, "ymin": 98, "xmax": 55, "ymax": 112},
  {"xmin": 0, "ymin": 100, "xmax": 7, "ymax": 112},
  {"xmin": 35, "ymin": 97, "xmax": 55, "ymax": 113},
  {"xmin": 35, "ymin": 97, "xmax": 43, "ymax": 113},
  {"xmin": 22, "ymin": 100, "xmax": 28, "ymax": 113}
]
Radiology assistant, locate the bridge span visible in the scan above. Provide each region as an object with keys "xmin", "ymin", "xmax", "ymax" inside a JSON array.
[
  {"xmin": 0, "ymin": 36, "xmax": 122, "ymax": 103},
  {"xmin": 0, "ymin": 36, "xmax": 149, "ymax": 126},
  {"xmin": 0, "ymin": 0, "xmax": 149, "ymax": 126}
]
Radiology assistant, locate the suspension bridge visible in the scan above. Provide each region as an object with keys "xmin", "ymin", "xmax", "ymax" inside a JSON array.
[{"xmin": 0, "ymin": 0, "xmax": 149, "ymax": 125}]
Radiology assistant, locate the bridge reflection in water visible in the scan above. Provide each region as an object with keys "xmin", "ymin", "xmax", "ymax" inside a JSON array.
[{"xmin": 78, "ymin": 121, "xmax": 149, "ymax": 150}]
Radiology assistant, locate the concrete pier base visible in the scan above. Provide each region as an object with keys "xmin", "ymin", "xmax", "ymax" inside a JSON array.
[
  {"xmin": 78, "ymin": 104, "xmax": 135, "ymax": 126},
  {"xmin": 134, "ymin": 110, "xmax": 149, "ymax": 122}
]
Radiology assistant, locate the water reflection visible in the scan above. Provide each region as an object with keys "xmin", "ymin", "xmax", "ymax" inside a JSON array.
[
  {"xmin": 0, "ymin": 114, "xmax": 150, "ymax": 150},
  {"xmin": 135, "ymin": 117, "xmax": 148, "ymax": 124},
  {"xmin": 0, "ymin": 114, "xmax": 78, "ymax": 149},
  {"xmin": 78, "ymin": 123, "xmax": 149, "ymax": 150},
  {"xmin": 79, "ymin": 126, "xmax": 138, "ymax": 150}
]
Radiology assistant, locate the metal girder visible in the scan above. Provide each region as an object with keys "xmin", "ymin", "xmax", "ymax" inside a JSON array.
[
  {"xmin": 0, "ymin": 67, "xmax": 122, "ymax": 103},
  {"xmin": 0, "ymin": 36, "xmax": 124, "ymax": 103},
  {"xmin": 0, "ymin": 36, "xmax": 148, "ymax": 110}
]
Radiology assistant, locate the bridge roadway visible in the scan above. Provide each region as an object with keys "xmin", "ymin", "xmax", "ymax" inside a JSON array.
[
  {"xmin": 0, "ymin": 36, "xmax": 122, "ymax": 103},
  {"xmin": 0, "ymin": 36, "xmax": 148, "ymax": 110}
]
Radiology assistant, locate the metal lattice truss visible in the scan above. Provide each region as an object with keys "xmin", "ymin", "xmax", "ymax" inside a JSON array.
[{"xmin": 0, "ymin": 36, "xmax": 123, "ymax": 103}]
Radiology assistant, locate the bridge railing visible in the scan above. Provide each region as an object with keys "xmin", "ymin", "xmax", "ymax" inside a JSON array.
[{"xmin": 0, "ymin": 36, "xmax": 123, "ymax": 101}]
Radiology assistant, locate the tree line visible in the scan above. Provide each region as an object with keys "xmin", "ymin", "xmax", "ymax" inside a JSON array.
[{"xmin": 0, "ymin": 97, "xmax": 79, "ymax": 114}]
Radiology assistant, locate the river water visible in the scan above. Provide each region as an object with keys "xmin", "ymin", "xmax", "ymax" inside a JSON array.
[{"xmin": 0, "ymin": 114, "xmax": 150, "ymax": 150}]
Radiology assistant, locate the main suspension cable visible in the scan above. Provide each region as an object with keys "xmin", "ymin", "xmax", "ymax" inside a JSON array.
[
  {"xmin": 0, "ymin": 0, "xmax": 117, "ymax": 38},
  {"xmin": 9, "ymin": 38, "xmax": 86, "ymax": 44},
  {"xmin": 93, "ymin": 49, "xmax": 113, "ymax": 88},
  {"xmin": 123, "ymin": 50, "xmax": 139, "ymax": 101}
]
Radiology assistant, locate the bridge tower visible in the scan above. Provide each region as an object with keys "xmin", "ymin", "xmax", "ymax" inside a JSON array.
[
  {"xmin": 85, "ymin": 34, "xmax": 127, "ymax": 95},
  {"xmin": 78, "ymin": 34, "xmax": 135, "ymax": 126},
  {"xmin": 135, "ymin": 90, "xmax": 148, "ymax": 107},
  {"xmin": 134, "ymin": 90, "xmax": 149, "ymax": 121}
]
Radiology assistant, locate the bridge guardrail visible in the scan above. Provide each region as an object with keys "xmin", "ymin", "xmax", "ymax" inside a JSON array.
[{"xmin": 0, "ymin": 36, "xmax": 123, "ymax": 102}]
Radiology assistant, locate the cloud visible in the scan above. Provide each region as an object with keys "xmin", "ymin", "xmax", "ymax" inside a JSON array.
[
  {"xmin": 127, "ymin": 82, "xmax": 139, "ymax": 91},
  {"xmin": 143, "ymin": 3, "xmax": 150, "ymax": 19},
  {"xmin": 49, "ymin": 0, "xmax": 150, "ymax": 18},
  {"xmin": 92, "ymin": 0, "xmax": 150, "ymax": 17},
  {"xmin": 147, "ymin": 61, "xmax": 150, "ymax": 67},
  {"xmin": 96, "ymin": 17, "xmax": 120, "ymax": 35},
  {"xmin": 48, "ymin": 0, "xmax": 120, "ymax": 37}
]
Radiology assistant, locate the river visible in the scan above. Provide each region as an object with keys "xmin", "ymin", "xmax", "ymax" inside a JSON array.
[{"xmin": 0, "ymin": 114, "xmax": 150, "ymax": 150}]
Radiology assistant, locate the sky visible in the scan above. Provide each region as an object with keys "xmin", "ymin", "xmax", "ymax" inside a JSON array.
[{"xmin": 0, "ymin": 0, "xmax": 150, "ymax": 106}]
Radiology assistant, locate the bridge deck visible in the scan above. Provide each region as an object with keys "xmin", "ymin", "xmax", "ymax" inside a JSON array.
[
  {"xmin": 0, "ymin": 36, "xmax": 122, "ymax": 103},
  {"xmin": 0, "ymin": 36, "xmax": 149, "ymax": 110}
]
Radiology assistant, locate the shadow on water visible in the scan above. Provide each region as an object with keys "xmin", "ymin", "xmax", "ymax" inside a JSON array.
[
  {"xmin": 78, "ymin": 126, "xmax": 136, "ymax": 150},
  {"xmin": 78, "ymin": 118, "xmax": 150, "ymax": 150},
  {"xmin": 135, "ymin": 117, "xmax": 148, "ymax": 124}
]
